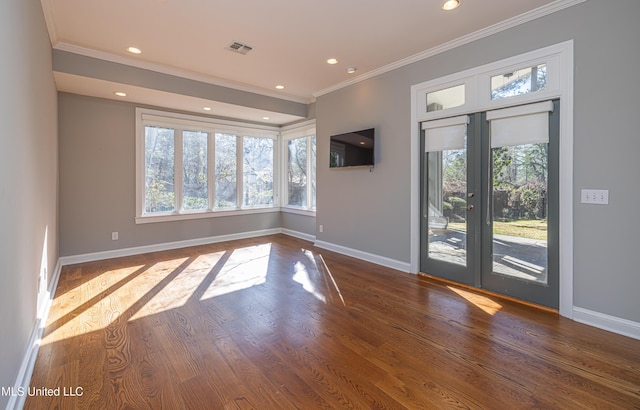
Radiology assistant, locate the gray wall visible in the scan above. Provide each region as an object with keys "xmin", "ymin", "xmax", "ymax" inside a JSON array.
[
  {"xmin": 0, "ymin": 0, "xmax": 58, "ymax": 406},
  {"xmin": 316, "ymin": 0, "xmax": 640, "ymax": 323},
  {"xmin": 281, "ymin": 212, "xmax": 316, "ymax": 237},
  {"xmin": 316, "ymin": 79, "xmax": 411, "ymax": 262},
  {"xmin": 59, "ymin": 93, "xmax": 291, "ymax": 256}
]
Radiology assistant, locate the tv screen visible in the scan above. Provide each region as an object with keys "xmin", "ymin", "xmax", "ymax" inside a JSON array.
[{"xmin": 329, "ymin": 128, "xmax": 375, "ymax": 168}]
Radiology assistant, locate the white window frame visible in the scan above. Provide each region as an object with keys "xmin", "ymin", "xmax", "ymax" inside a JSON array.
[
  {"xmin": 414, "ymin": 76, "xmax": 476, "ymax": 120},
  {"xmin": 410, "ymin": 40, "xmax": 574, "ymax": 318},
  {"xmin": 135, "ymin": 108, "xmax": 280, "ymax": 224},
  {"xmin": 280, "ymin": 120, "xmax": 316, "ymax": 216}
]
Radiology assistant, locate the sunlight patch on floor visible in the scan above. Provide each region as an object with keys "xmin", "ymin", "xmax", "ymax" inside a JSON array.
[
  {"xmin": 447, "ymin": 286, "xmax": 502, "ymax": 315},
  {"xmin": 43, "ymin": 243, "xmax": 276, "ymax": 344},
  {"xmin": 302, "ymin": 249, "xmax": 345, "ymax": 306},
  {"xmin": 131, "ymin": 251, "xmax": 227, "ymax": 320},
  {"xmin": 293, "ymin": 260, "xmax": 326, "ymax": 303},
  {"xmin": 42, "ymin": 259, "xmax": 188, "ymax": 344},
  {"xmin": 199, "ymin": 243, "xmax": 271, "ymax": 300}
]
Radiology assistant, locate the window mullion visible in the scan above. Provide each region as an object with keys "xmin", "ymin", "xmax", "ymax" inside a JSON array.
[
  {"xmin": 237, "ymin": 135, "xmax": 243, "ymax": 209},
  {"xmin": 282, "ymin": 136, "xmax": 289, "ymax": 208},
  {"xmin": 274, "ymin": 134, "xmax": 280, "ymax": 207},
  {"xmin": 175, "ymin": 128, "xmax": 184, "ymax": 213},
  {"xmin": 306, "ymin": 136, "xmax": 312, "ymax": 209},
  {"xmin": 208, "ymin": 132, "xmax": 215, "ymax": 211}
]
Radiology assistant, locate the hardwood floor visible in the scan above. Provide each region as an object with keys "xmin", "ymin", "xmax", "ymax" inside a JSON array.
[{"xmin": 25, "ymin": 234, "xmax": 640, "ymax": 409}]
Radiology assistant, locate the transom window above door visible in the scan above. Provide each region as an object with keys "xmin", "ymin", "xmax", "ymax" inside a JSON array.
[{"xmin": 413, "ymin": 43, "xmax": 566, "ymax": 123}]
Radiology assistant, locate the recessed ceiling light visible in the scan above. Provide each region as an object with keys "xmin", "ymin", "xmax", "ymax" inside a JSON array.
[
  {"xmin": 359, "ymin": 141, "xmax": 366, "ymax": 145},
  {"xmin": 203, "ymin": 107, "xmax": 212, "ymax": 111},
  {"xmin": 262, "ymin": 116, "xmax": 270, "ymax": 120},
  {"xmin": 441, "ymin": 0, "xmax": 460, "ymax": 11},
  {"xmin": 126, "ymin": 46, "xmax": 142, "ymax": 54},
  {"xmin": 346, "ymin": 67, "xmax": 357, "ymax": 74},
  {"xmin": 114, "ymin": 91, "xmax": 127, "ymax": 97},
  {"xmin": 275, "ymin": 85, "xmax": 285, "ymax": 90},
  {"xmin": 327, "ymin": 58, "xmax": 339, "ymax": 65}
]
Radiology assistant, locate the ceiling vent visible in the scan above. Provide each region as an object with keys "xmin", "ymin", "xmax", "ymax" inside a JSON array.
[{"xmin": 226, "ymin": 41, "xmax": 254, "ymax": 55}]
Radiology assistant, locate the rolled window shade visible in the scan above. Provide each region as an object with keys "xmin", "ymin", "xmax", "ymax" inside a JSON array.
[
  {"xmin": 487, "ymin": 100, "xmax": 553, "ymax": 148},
  {"xmin": 422, "ymin": 115, "xmax": 469, "ymax": 152}
]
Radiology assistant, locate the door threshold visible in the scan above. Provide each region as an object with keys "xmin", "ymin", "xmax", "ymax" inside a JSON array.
[{"xmin": 418, "ymin": 272, "xmax": 559, "ymax": 314}]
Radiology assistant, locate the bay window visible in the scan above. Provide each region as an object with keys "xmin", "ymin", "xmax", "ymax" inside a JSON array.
[{"xmin": 136, "ymin": 109, "xmax": 281, "ymax": 223}]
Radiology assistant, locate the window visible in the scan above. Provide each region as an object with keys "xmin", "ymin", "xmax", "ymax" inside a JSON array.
[
  {"xmin": 281, "ymin": 122, "xmax": 316, "ymax": 212},
  {"xmin": 288, "ymin": 137, "xmax": 308, "ymax": 206},
  {"xmin": 415, "ymin": 45, "xmax": 564, "ymax": 124},
  {"xmin": 491, "ymin": 63, "xmax": 547, "ymax": 100},
  {"xmin": 136, "ymin": 109, "xmax": 280, "ymax": 223},
  {"xmin": 214, "ymin": 133, "xmax": 237, "ymax": 209},
  {"xmin": 243, "ymin": 136, "xmax": 274, "ymax": 207},
  {"xmin": 182, "ymin": 131, "xmax": 208, "ymax": 211},
  {"xmin": 426, "ymin": 84, "xmax": 465, "ymax": 112},
  {"xmin": 144, "ymin": 126, "xmax": 175, "ymax": 213}
]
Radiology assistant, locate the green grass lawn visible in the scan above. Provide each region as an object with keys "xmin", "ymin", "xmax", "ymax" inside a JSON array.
[{"xmin": 447, "ymin": 219, "xmax": 547, "ymax": 241}]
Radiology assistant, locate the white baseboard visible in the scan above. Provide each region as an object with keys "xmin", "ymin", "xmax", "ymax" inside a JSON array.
[
  {"xmin": 59, "ymin": 228, "xmax": 282, "ymax": 266},
  {"xmin": 280, "ymin": 228, "xmax": 315, "ymax": 243},
  {"xmin": 314, "ymin": 240, "xmax": 411, "ymax": 273},
  {"xmin": 7, "ymin": 260, "xmax": 63, "ymax": 410},
  {"xmin": 573, "ymin": 307, "xmax": 640, "ymax": 340}
]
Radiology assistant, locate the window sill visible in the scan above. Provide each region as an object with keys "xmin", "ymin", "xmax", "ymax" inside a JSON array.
[
  {"xmin": 281, "ymin": 206, "xmax": 316, "ymax": 217},
  {"xmin": 135, "ymin": 207, "xmax": 280, "ymax": 224}
]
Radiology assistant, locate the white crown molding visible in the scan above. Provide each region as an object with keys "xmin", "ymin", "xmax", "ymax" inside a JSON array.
[
  {"xmin": 281, "ymin": 118, "xmax": 316, "ymax": 132},
  {"xmin": 313, "ymin": 0, "xmax": 588, "ymax": 98},
  {"xmin": 53, "ymin": 42, "xmax": 313, "ymax": 105}
]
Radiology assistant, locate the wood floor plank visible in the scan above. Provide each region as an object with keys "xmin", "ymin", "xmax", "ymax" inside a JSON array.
[
  {"xmin": 25, "ymin": 234, "xmax": 640, "ymax": 409},
  {"xmin": 219, "ymin": 320, "xmax": 335, "ymax": 409}
]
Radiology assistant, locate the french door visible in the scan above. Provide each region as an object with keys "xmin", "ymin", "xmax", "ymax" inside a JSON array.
[{"xmin": 420, "ymin": 100, "xmax": 559, "ymax": 309}]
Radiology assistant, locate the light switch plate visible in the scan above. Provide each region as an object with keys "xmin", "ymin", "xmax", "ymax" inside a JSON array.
[{"xmin": 581, "ymin": 189, "xmax": 608, "ymax": 205}]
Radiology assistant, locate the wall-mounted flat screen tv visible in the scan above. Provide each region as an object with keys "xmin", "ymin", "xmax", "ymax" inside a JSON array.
[{"xmin": 329, "ymin": 128, "xmax": 375, "ymax": 168}]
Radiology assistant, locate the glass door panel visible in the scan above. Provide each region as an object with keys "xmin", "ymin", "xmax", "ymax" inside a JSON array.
[
  {"xmin": 481, "ymin": 100, "xmax": 559, "ymax": 309},
  {"xmin": 427, "ymin": 149, "xmax": 467, "ymax": 266},
  {"xmin": 491, "ymin": 143, "xmax": 548, "ymax": 284},
  {"xmin": 421, "ymin": 115, "xmax": 478, "ymax": 286}
]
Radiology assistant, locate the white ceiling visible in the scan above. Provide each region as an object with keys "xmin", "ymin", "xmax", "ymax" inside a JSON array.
[{"xmin": 42, "ymin": 0, "xmax": 567, "ymax": 124}]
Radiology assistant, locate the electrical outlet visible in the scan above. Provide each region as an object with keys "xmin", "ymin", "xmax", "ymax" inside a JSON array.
[
  {"xmin": 112, "ymin": 231, "xmax": 119, "ymax": 240},
  {"xmin": 319, "ymin": 224, "xmax": 324, "ymax": 233},
  {"xmin": 581, "ymin": 189, "xmax": 609, "ymax": 205}
]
